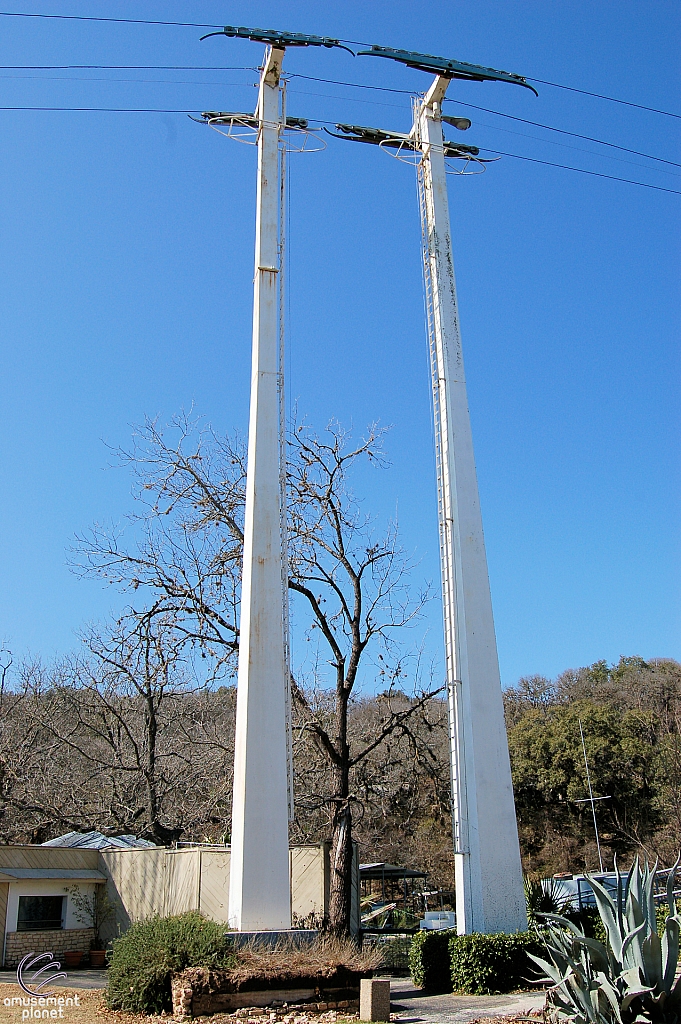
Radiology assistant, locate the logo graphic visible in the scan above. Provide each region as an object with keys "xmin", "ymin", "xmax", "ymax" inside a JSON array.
[{"xmin": 16, "ymin": 953, "xmax": 67, "ymax": 997}]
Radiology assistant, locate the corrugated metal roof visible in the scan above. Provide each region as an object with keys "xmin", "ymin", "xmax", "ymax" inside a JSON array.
[
  {"xmin": 359, "ymin": 862, "xmax": 427, "ymax": 878},
  {"xmin": 42, "ymin": 831, "xmax": 155, "ymax": 850}
]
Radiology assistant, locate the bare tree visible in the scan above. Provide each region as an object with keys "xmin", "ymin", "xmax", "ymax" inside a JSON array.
[
  {"xmin": 286, "ymin": 423, "xmax": 442, "ymax": 931},
  {"xmin": 0, "ymin": 656, "xmax": 101, "ymax": 843},
  {"xmin": 13, "ymin": 622, "xmax": 236, "ymax": 846},
  {"xmin": 72, "ymin": 415, "xmax": 443, "ymax": 932},
  {"xmin": 73, "ymin": 413, "xmax": 247, "ymax": 681}
]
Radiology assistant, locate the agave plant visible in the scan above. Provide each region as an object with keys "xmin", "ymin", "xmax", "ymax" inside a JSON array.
[{"xmin": 529, "ymin": 858, "xmax": 681, "ymax": 1024}]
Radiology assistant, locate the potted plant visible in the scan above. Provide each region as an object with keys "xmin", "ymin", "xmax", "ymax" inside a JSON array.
[
  {"xmin": 69, "ymin": 885, "xmax": 119, "ymax": 968},
  {"xmin": 62, "ymin": 950, "xmax": 83, "ymax": 969}
]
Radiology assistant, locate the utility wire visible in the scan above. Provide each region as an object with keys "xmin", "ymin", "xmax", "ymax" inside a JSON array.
[
  {"xmin": 0, "ymin": 11, "xmax": 222, "ymax": 28},
  {"xmin": 290, "ymin": 73, "xmax": 681, "ymax": 168},
  {"xmin": 0, "ymin": 101, "xmax": 676, "ymax": 193},
  {"xmin": 527, "ymin": 77, "xmax": 681, "ymax": 120},
  {"xmin": 473, "ymin": 120, "xmax": 681, "ymax": 177},
  {"xmin": 0, "ymin": 73, "xmax": 258, "ymax": 87},
  {"xmin": 4, "ymin": 63, "xmax": 675, "ymax": 170},
  {"xmin": 0, "ymin": 65, "xmax": 255, "ymax": 70},
  {"xmin": 1, "ymin": 13, "xmax": 679, "ymax": 121},
  {"xmin": 480, "ymin": 148, "xmax": 681, "ymax": 194},
  {"xmin": 444, "ymin": 98, "xmax": 681, "ymax": 168},
  {"xmin": 290, "ymin": 72, "xmax": 415, "ymax": 96},
  {"xmin": 0, "ymin": 105, "xmax": 203, "ymax": 112}
]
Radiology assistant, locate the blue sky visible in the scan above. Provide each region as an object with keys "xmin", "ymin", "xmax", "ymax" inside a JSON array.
[{"xmin": 0, "ymin": 0, "xmax": 679, "ymax": 688}]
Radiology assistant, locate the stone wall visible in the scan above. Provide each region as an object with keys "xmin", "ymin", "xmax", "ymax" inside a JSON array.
[
  {"xmin": 170, "ymin": 969, "xmax": 362, "ymax": 1018},
  {"xmin": 3, "ymin": 927, "xmax": 95, "ymax": 968}
]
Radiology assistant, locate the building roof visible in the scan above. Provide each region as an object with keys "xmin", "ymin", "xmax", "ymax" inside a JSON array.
[
  {"xmin": 359, "ymin": 862, "xmax": 427, "ymax": 879},
  {"xmin": 0, "ymin": 868, "xmax": 107, "ymax": 881},
  {"xmin": 42, "ymin": 831, "xmax": 155, "ymax": 850}
]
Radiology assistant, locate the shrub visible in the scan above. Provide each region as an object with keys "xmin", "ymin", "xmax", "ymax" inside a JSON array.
[
  {"xmin": 449, "ymin": 932, "xmax": 541, "ymax": 994},
  {"xmin": 106, "ymin": 911, "xmax": 236, "ymax": 1014},
  {"xmin": 409, "ymin": 930, "xmax": 454, "ymax": 993}
]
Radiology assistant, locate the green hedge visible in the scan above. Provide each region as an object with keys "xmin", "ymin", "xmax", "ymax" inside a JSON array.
[
  {"xmin": 449, "ymin": 932, "xmax": 542, "ymax": 994},
  {"xmin": 409, "ymin": 930, "xmax": 455, "ymax": 992},
  {"xmin": 106, "ymin": 911, "xmax": 236, "ymax": 1014}
]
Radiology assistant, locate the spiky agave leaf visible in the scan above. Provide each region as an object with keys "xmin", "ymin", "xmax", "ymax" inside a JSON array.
[
  {"xmin": 661, "ymin": 916, "xmax": 680, "ymax": 992},
  {"xmin": 588, "ymin": 874, "xmax": 624, "ymax": 961},
  {"xmin": 574, "ymin": 935, "xmax": 612, "ymax": 974},
  {"xmin": 595, "ymin": 972, "xmax": 624, "ymax": 1024},
  {"xmin": 643, "ymin": 862, "xmax": 659, "ymax": 937},
  {"xmin": 666, "ymin": 858, "xmax": 680, "ymax": 920},
  {"xmin": 527, "ymin": 950, "xmax": 571, "ymax": 988},
  {"xmin": 621, "ymin": 920, "xmax": 647, "ymax": 974},
  {"xmin": 642, "ymin": 931, "xmax": 663, "ymax": 990}
]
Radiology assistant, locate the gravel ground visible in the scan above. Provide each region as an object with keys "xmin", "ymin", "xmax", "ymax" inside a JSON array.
[{"xmin": 0, "ymin": 978, "xmax": 547, "ymax": 1024}]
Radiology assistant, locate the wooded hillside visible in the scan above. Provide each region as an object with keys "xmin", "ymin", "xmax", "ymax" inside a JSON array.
[{"xmin": 2, "ymin": 650, "xmax": 679, "ymax": 886}]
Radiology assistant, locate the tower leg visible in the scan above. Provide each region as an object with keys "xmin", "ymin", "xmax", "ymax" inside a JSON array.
[
  {"xmin": 415, "ymin": 80, "xmax": 526, "ymax": 934},
  {"xmin": 228, "ymin": 45, "xmax": 291, "ymax": 932}
]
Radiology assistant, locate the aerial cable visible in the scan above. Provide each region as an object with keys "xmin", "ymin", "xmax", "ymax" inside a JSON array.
[
  {"xmin": 0, "ymin": 73, "xmax": 259, "ymax": 87},
  {"xmin": 290, "ymin": 72, "xmax": 415, "ymax": 96},
  {"xmin": 479, "ymin": 148, "xmax": 681, "ymax": 194},
  {"xmin": 0, "ymin": 11, "xmax": 224, "ymax": 28},
  {"xmin": 2, "ymin": 65, "xmax": 674, "ymax": 169},
  {"xmin": 470, "ymin": 120, "xmax": 681, "ymax": 177},
  {"xmin": 292, "ymin": 72, "xmax": 681, "ymax": 167},
  {"xmin": 444, "ymin": 99, "xmax": 681, "ymax": 168},
  {"xmin": 1, "ymin": 13, "xmax": 677, "ymax": 119},
  {"xmin": 526, "ymin": 77, "xmax": 681, "ymax": 120},
  {"xmin": 0, "ymin": 65, "xmax": 256, "ymax": 71},
  {"xmin": 0, "ymin": 105, "xmax": 204, "ymax": 112}
]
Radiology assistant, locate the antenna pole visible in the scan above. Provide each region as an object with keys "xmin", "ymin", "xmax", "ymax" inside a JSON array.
[
  {"xmin": 228, "ymin": 44, "xmax": 292, "ymax": 931},
  {"xmin": 579, "ymin": 718, "xmax": 605, "ymax": 873},
  {"xmin": 414, "ymin": 78, "xmax": 526, "ymax": 934}
]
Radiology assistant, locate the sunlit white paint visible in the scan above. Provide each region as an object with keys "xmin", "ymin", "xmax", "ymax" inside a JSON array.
[
  {"xmin": 228, "ymin": 46, "xmax": 291, "ymax": 932},
  {"xmin": 415, "ymin": 78, "xmax": 527, "ymax": 935}
]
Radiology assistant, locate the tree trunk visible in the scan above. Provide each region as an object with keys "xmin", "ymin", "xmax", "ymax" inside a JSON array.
[
  {"xmin": 329, "ymin": 689, "xmax": 353, "ymax": 935},
  {"xmin": 329, "ymin": 790, "xmax": 353, "ymax": 935}
]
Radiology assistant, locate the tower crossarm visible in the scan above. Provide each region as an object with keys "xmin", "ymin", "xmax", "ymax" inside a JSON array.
[{"xmin": 357, "ymin": 45, "xmax": 538, "ymax": 94}]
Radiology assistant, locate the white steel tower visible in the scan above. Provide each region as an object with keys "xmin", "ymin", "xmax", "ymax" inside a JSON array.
[
  {"xmin": 414, "ymin": 76, "xmax": 526, "ymax": 934},
  {"xmin": 227, "ymin": 45, "xmax": 292, "ymax": 932}
]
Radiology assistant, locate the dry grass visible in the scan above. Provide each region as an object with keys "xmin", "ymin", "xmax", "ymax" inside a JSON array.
[
  {"xmin": 181, "ymin": 937, "xmax": 382, "ymax": 993},
  {"xmin": 229, "ymin": 937, "xmax": 382, "ymax": 984}
]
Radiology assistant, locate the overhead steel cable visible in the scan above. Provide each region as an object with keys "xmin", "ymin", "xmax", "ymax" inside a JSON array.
[
  {"xmin": 479, "ymin": 148, "xmax": 681, "ymax": 194},
  {"xmin": 0, "ymin": 11, "xmax": 223, "ymax": 28},
  {"xmin": 0, "ymin": 104, "xmax": 677, "ymax": 193},
  {"xmin": 288, "ymin": 72, "xmax": 681, "ymax": 168},
  {"xmin": 472, "ymin": 120, "xmax": 681, "ymax": 177},
  {"xmin": 0, "ymin": 105, "xmax": 204, "ymax": 112},
  {"xmin": 0, "ymin": 65, "xmax": 256, "ymax": 70},
  {"xmin": 290, "ymin": 72, "xmax": 415, "ymax": 96},
  {"xmin": 444, "ymin": 99, "xmax": 681, "ymax": 168},
  {"xmin": 289, "ymin": 74, "xmax": 681, "ymax": 168},
  {"xmin": 526, "ymin": 77, "xmax": 681, "ymax": 120},
  {"xmin": 0, "ymin": 73, "xmax": 259, "ymax": 86},
  {"xmin": 1, "ymin": 13, "xmax": 679, "ymax": 119}
]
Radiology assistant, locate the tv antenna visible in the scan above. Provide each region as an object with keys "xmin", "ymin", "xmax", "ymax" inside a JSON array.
[{"xmin": 574, "ymin": 718, "xmax": 612, "ymax": 873}]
